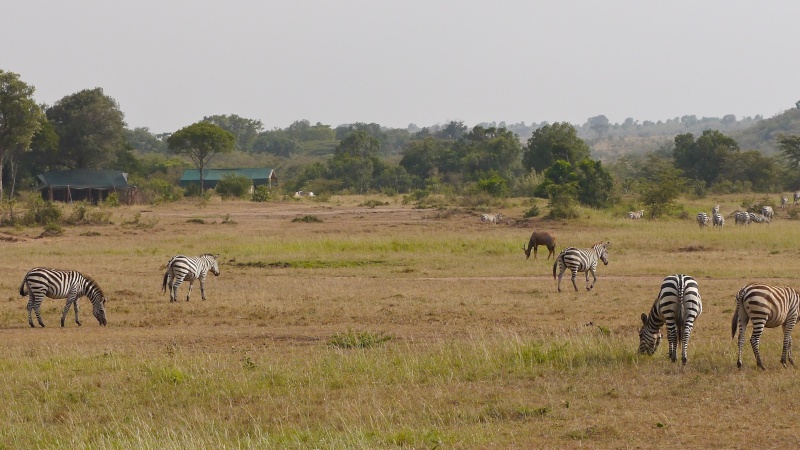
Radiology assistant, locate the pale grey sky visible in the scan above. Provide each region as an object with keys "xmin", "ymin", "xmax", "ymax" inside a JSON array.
[{"xmin": 5, "ymin": 1, "xmax": 799, "ymax": 134}]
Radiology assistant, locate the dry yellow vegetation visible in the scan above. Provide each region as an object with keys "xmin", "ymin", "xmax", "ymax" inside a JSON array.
[{"xmin": 1, "ymin": 195, "xmax": 799, "ymax": 448}]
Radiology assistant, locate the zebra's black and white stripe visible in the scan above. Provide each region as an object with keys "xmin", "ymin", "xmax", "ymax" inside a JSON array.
[
  {"xmin": 761, "ymin": 206, "xmax": 774, "ymax": 220},
  {"xmin": 748, "ymin": 212, "xmax": 770, "ymax": 224},
  {"xmin": 696, "ymin": 212, "xmax": 709, "ymax": 227},
  {"xmin": 712, "ymin": 212, "xmax": 724, "ymax": 228},
  {"xmin": 552, "ymin": 241, "xmax": 610, "ymax": 292},
  {"xmin": 794, "ymin": 192, "xmax": 800, "ymax": 205},
  {"xmin": 19, "ymin": 268, "xmax": 108, "ymax": 327},
  {"xmin": 162, "ymin": 254, "xmax": 221, "ymax": 302},
  {"xmin": 638, "ymin": 274, "xmax": 703, "ymax": 364},
  {"xmin": 733, "ymin": 283, "xmax": 800, "ymax": 370},
  {"xmin": 712, "ymin": 204, "xmax": 720, "ymax": 216},
  {"xmin": 781, "ymin": 196, "xmax": 788, "ymax": 209},
  {"xmin": 734, "ymin": 211, "xmax": 751, "ymax": 225}
]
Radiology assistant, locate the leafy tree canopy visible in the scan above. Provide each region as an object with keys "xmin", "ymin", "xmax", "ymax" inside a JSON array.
[
  {"xmin": 203, "ymin": 114, "xmax": 264, "ymax": 151},
  {"xmin": 672, "ymin": 129, "xmax": 739, "ymax": 187},
  {"xmin": 0, "ymin": 70, "xmax": 45, "ymax": 198},
  {"xmin": 167, "ymin": 121, "xmax": 235, "ymax": 190},
  {"xmin": 523, "ymin": 122, "xmax": 590, "ymax": 173},
  {"xmin": 46, "ymin": 87, "xmax": 126, "ymax": 169}
]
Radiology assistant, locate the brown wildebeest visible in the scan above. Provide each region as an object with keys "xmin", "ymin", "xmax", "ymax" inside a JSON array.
[{"xmin": 522, "ymin": 231, "xmax": 556, "ymax": 260}]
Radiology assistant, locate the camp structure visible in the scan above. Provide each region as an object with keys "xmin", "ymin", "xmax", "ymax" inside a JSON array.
[
  {"xmin": 178, "ymin": 168, "xmax": 277, "ymax": 190},
  {"xmin": 37, "ymin": 169, "xmax": 135, "ymax": 204}
]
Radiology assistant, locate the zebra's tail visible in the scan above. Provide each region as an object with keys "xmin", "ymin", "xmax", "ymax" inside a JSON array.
[
  {"xmin": 161, "ymin": 269, "xmax": 169, "ymax": 294},
  {"xmin": 19, "ymin": 278, "xmax": 27, "ymax": 297},
  {"xmin": 552, "ymin": 256, "xmax": 559, "ymax": 280},
  {"xmin": 731, "ymin": 304, "xmax": 740, "ymax": 340}
]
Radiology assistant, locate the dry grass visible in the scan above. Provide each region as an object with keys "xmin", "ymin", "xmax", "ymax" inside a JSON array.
[{"xmin": 1, "ymin": 194, "xmax": 800, "ymax": 448}]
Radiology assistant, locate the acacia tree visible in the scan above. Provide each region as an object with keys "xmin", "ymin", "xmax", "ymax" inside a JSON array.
[
  {"xmin": 167, "ymin": 122, "xmax": 235, "ymax": 191},
  {"xmin": 0, "ymin": 70, "xmax": 44, "ymax": 199}
]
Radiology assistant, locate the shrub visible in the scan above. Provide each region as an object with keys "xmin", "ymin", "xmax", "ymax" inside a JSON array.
[
  {"xmin": 23, "ymin": 198, "xmax": 62, "ymax": 226},
  {"xmin": 215, "ymin": 174, "xmax": 252, "ymax": 200},
  {"xmin": 104, "ymin": 192, "xmax": 120, "ymax": 207},
  {"xmin": 292, "ymin": 215, "xmax": 323, "ymax": 223},
  {"xmin": 141, "ymin": 179, "xmax": 183, "ymax": 205},
  {"xmin": 328, "ymin": 330, "xmax": 393, "ymax": 349},
  {"xmin": 523, "ymin": 205, "xmax": 540, "ymax": 218},
  {"xmin": 251, "ymin": 185, "xmax": 272, "ymax": 202}
]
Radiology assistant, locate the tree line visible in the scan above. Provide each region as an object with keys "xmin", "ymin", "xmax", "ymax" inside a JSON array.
[{"xmin": 2, "ymin": 69, "xmax": 800, "ymax": 219}]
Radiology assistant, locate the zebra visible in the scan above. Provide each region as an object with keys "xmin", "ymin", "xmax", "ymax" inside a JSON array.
[
  {"xmin": 761, "ymin": 206, "xmax": 774, "ymax": 220},
  {"xmin": 480, "ymin": 213, "xmax": 503, "ymax": 223},
  {"xmin": 638, "ymin": 274, "xmax": 703, "ymax": 365},
  {"xmin": 19, "ymin": 268, "xmax": 108, "ymax": 327},
  {"xmin": 162, "ymin": 254, "xmax": 221, "ymax": 302},
  {"xmin": 781, "ymin": 196, "xmax": 788, "ymax": 210},
  {"xmin": 552, "ymin": 241, "xmax": 610, "ymax": 292},
  {"xmin": 712, "ymin": 204, "xmax": 720, "ymax": 216},
  {"xmin": 748, "ymin": 212, "xmax": 770, "ymax": 224},
  {"xmin": 732, "ymin": 283, "xmax": 800, "ymax": 370},
  {"xmin": 696, "ymin": 212, "xmax": 709, "ymax": 227},
  {"xmin": 712, "ymin": 212, "xmax": 724, "ymax": 228},
  {"xmin": 627, "ymin": 210, "xmax": 644, "ymax": 220},
  {"xmin": 734, "ymin": 211, "xmax": 751, "ymax": 225},
  {"xmin": 794, "ymin": 192, "xmax": 800, "ymax": 205}
]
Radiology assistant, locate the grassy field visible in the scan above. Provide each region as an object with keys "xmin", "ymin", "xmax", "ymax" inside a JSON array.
[{"xmin": 1, "ymin": 194, "xmax": 800, "ymax": 448}]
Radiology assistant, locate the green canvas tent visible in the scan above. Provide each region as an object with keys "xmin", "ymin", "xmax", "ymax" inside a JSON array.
[
  {"xmin": 178, "ymin": 168, "xmax": 277, "ymax": 190},
  {"xmin": 37, "ymin": 169, "xmax": 134, "ymax": 204}
]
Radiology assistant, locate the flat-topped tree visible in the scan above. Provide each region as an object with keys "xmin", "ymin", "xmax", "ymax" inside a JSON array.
[{"xmin": 167, "ymin": 122, "xmax": 235, "ymax": 192}]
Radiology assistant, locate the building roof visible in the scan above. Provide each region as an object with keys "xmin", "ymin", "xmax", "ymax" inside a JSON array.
[
  {"xmin": 179, "ymin": 168, "xmax": 276, "ymax": 183},
  {"xmin": 37, "ymin": 170, "xmax": 130, "ymax": 189}
]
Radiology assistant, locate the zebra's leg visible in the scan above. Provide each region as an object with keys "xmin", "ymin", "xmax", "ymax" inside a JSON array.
[
  {"xmin": 666, "ymin": 323, "xmax": 678, "ymax": 363},
  {"xmin": 32, "ymin": 298, "xmax": 45, "ymax": 327},
  {"xmin": 737, "ymin": 321, "xmax": 747, "ymax": 368},
  {"xmin": 570, "ymin": 269, "xmax": 579, "ymax": 292},
  {"xmin": 682, "ymin": 322, "xmax": 695, "ymax": 365},
  {"xmin": 750, "ymin": 321, "xmax": 766, "ymax": 370},
  {"xmin": 199, "ymin": 274, "xmax": 207, "ymax": 301},
  {"xmin": 26, "ymin": 296, "xmax": 36, "ymax": 328},
  {"xmin": 781, "ymin": 319, "xmax": 797, "ymax": 367},
  {"xmin": 170, "ymin": 276, "xmax": 183, "ymax": 303},
  {"xmin": 586, "ymin": 269, "xmax": 598, "ymax": 291},
  {"xmin": 556, "ymin": 264, "xmax": 566, "ymax": 292},
  {"xmin": 185, "ymin": 279, "xmax": 195, "ymax": 302},
  {"xmin": 74, "ymin": 298, "xmax": 81, "ymax": 326}
]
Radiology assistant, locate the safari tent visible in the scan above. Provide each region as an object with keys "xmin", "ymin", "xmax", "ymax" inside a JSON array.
[
  {"xmin": 178, "ymin": 168, "xmax": 277, "ymax": 190},
  {"xmin": 37, "ymin": 169, "xmax": 135, "ymax": 204}
]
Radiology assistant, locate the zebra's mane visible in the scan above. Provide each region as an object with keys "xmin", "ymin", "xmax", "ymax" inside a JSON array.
[
  {"xmin": 83, "ymin": 274, "xmax": 105, "ymax": 298},
  {"xmin": 200, "ymin": 253, "xmax": 217, "ymax": 258}
]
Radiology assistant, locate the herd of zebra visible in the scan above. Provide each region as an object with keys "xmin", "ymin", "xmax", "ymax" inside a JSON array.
[
  {"xmin": 527, "ymin": 226, "xmax": 799, "ymax": 370},
  {"xmin": 18, "ymin": 253, "xmax": 220, "ymax": 328},
  {"xmin": 696, "ymin": 204, "xmax": 774, "ymax": 228}
]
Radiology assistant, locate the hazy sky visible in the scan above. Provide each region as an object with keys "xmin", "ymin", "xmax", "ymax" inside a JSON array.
[{"xmin": 5, "ymin": 1, "xmax": 799, "ymax": 134}]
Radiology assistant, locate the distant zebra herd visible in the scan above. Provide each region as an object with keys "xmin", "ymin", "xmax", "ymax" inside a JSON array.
[
  {"xmin": 18, "ymin": 253, "xmax": 221, "ymax": 327},
  {"xmin": 694, "ymin": 203, "xmax": 779, "ymax": 228}
]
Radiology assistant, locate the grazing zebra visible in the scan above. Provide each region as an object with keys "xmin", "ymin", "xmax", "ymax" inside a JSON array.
[
  {"xmin": 733, "ymin": 283, "xmax": 800, "ymax": 370},
  {"xmin": 794, "ymin": 192, "xmax": 800, "ymax": 205},
  {"xmin": 638, "ymin": 275, "xmax": 703, "ymax": 365},
  {"xmin": 781, "ymin": 196, "xmax": 788, "ymax": 209},
  {"xmin": 761, "ymin": 206, "xmax": 774, "ymax": 220},
  {"xmin": 19, "ymin": 268, "xmax": 108, "ymax": 327},
  {"xmin": 162, "ymin": 254, "xmax": 221, "ymax": 302},
  {"xmin": 480, "ymin": 213, "xmax": 503, "ymax": 223},
  {"xmin": 712, "ymin": 212, "xmax": 724, "ymax": 228},
  {"xmin": 712, "ymin": 204, "xmax": 720, "ymax": 216},
  {"xmin": 748, "ymin": 212, "xmax": 770, "ymax": 224},
  {"xmin": 734, "ymin": 211, "xmax": 751, "ymax": 225},
  {"xmin": 696, "ymin": 212, "xmax": 709, "ymax": 227},
  {"xmin": 552, "ymin": 241, "xmax": 610, "ymax": 292},
  {"xmin": 627, "ymin": 210, "xmax": 644, "ymax": 220}
]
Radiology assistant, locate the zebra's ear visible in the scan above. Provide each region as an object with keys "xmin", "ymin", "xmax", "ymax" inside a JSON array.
[{"xmin": 640, "ymin": 313, "xmax": 647, "ymax": 324}]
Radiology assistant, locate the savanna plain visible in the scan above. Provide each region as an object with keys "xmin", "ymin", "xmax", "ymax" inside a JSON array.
[{"xmin": 2, "ymin": 195, "xmax": 800, "ymax": 449}]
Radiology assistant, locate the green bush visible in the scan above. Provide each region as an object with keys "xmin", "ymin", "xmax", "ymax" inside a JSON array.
[
  {"xmin": 215, "ymin": 174, "xmax": 252, "ymax": 200},
  {"xmin": 104, "ymin": 192, "xmax": 120, "ymax": 207},
  {"xmin": 523, "ymin": 205, "xmax": 540, "ymax": 218},
  {"xmin": 141, "ymin": 179, "xmax": 183, "ymax": 205},
  {"xmin": 23, "ymin": 198, "xmax": 62, "ymax": 226},
  {"xmin": 251, "ymin": 185, "xmax": 272, "ymax": 202}
]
